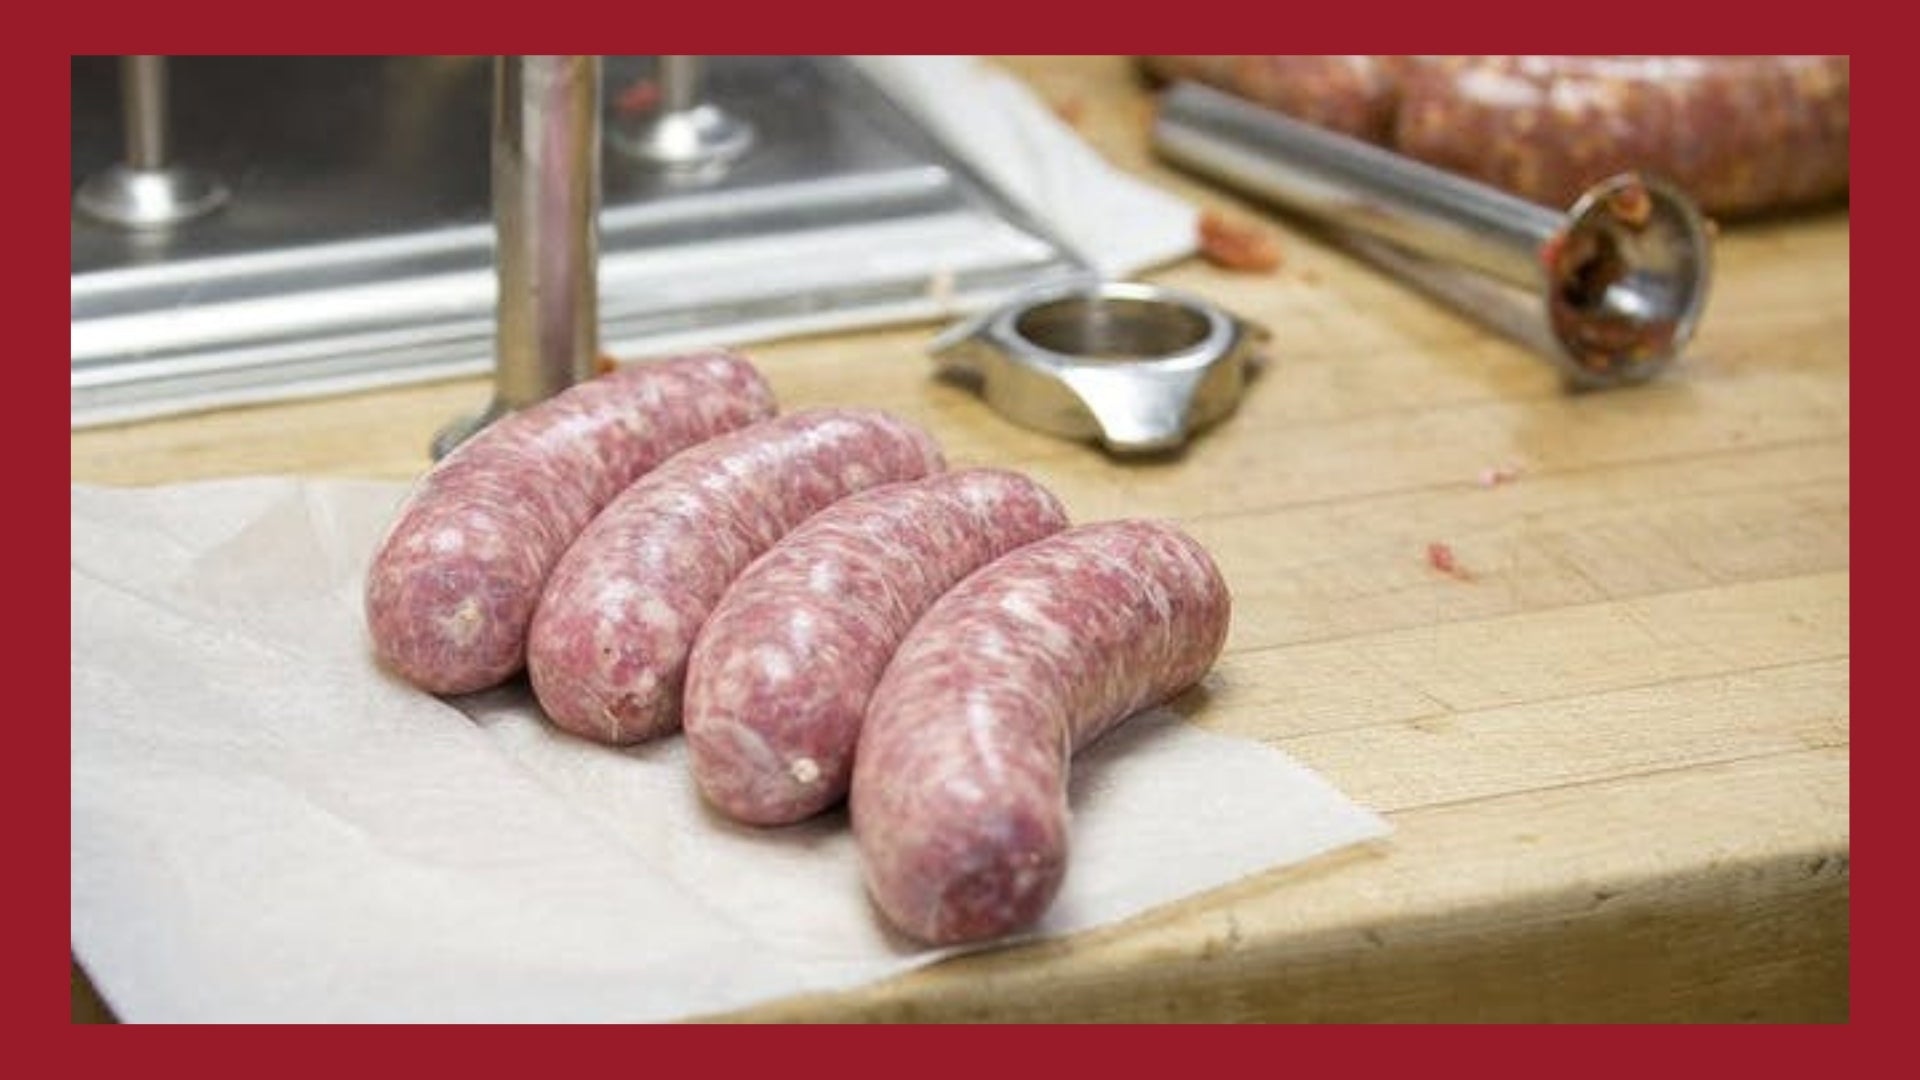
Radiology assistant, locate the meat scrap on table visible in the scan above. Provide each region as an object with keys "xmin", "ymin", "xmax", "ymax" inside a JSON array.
[
  {"xmin": 1426, "ymin": 541, "xmax": 1474, "ymax": 581},
  {"xmin": 1477, "ymin": 463, "xmax": 1523, "ymax": 488},
  {"xmin": 1198, "ymin": 210, "xmax": 1284, "ymax": 273}
]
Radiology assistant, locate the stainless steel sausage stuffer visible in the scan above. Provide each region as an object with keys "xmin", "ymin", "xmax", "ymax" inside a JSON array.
[
  {"xmin": 931, "ymin": 280, "xmax": 1269, "ymax": 455},
  {"xmin": 1152, "ymin": 81, "xmax": 1715, "ymax": 390}
]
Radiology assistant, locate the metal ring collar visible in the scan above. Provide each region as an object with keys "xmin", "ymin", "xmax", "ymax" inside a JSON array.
[{"xmin": 931, "ymin": 280, "xmax": 1268, "ymax": 454}]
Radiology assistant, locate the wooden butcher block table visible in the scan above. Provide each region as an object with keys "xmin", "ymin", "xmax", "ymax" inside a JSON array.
[{"xmin": 68, "ymin": 57, "xmax": 1849, "ymax": 1023}]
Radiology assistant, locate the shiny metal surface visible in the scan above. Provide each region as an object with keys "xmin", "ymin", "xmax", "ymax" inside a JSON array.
[
  {"xmin": 610, "ymin": 56, "xmax": 755, "ymax": 170},
  {"xmin": 932, "ymin": 281, "xmax": 1267, "ymax": 454},
  {"xmin": 1153, "ymin": 81, "xmax": 1713, "ymax": 390},
  {"xmin": 432, "ymin": 57, "xmax": 602, "ymax": 460},
  {"xmin": 69, "ymin": 57, "xmax": 1088, "ymax": 428},
  {"xmin": 73, "ymin": 57, "xmax": 228, "ymax": 229},
  {"xmin": 74, "ymin": 163, "xmax": 230, "ymax": 230},
  {"xmin": 123, "ymin": 55, "xmax": 167, "ymax": 169}
]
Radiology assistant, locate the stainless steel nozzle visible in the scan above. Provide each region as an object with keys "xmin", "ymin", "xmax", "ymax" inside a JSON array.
[{"xmin": 1152, "ymin": 80, "xmax": 1714, "ymax": 390}]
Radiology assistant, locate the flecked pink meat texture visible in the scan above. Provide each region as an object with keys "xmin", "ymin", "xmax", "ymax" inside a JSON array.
[
  {"xmin": 527, "ymin": 408, "xmax": 947, "ymax": 746},
  {"xmin": 850, "ymin": 519, "xmax": 1231, "ymax": 946},
  {"xmin": 684, "ymin": 468, "xmax": 1071, "ymax": 826},
  {"xmin": 363, "ymin": 352, "xmax": 777, "ymax": 695},
  {"xmin": 1391, "ymin": 55, "xmax": 1850, "ymax": 220},
  {"xmin": 1147, "ymin": 55, "xmax": 1849, "ymax": 219}
]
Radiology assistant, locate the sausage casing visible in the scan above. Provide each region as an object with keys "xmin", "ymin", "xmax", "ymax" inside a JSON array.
[
  {"xmin": 363, "ymin": 352, "xmax": 776, "ymax": 695},
  {"xmin": 526, "ymin": 408, "xmax": 946, "ymax": 745},
  {"xmin": 1143, "ymin": 54, "xmax": 1850, "ymax": 218},
  {"xmin": 684, "ymin": 468, "xmax": 1070, "ymax": 825},
  {"xmin": 850, "ymin": 519, "xmax": 1231, "ymax": 945},
  {"xmin": 1393, "ymin": 55, "xmax": 1849, "ymax": 219}
]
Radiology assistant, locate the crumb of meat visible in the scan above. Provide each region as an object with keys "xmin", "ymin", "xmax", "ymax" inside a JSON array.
[
  {"xmin": 1606, "ymin": 179, "xmax": 1654, "ymax": 229},
  {"xmin": 1426, "ymin": 541, "xmax": 1474, "ymax": 581},
  {"xmin": 614, "ymin": 76, "xmax": 661, "ymax": 115},
  {"xmin": 1476, "ymin": 463, "xmax": 1523, "ymax": 488},
  {"xmin": 1199, "ymin": 210, "xmax": 1284, "ymax": 273},
  {"xmin": 595, "ymin": 353, "xmax": 619, "ymax": 377}
]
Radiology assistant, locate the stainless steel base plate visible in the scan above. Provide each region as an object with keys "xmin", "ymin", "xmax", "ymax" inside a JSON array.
[{"xmin": 70, "ymin": 56, "xmax": 1089, "ymax": 428}]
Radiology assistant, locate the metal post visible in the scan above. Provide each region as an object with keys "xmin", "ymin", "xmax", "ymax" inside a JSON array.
[
  {"xmin": 73, "ymin": 55, "xmax": 229, "ymax": 229},
  {"xmin": 610, "ymin": 55, "xmax": 754, "ymax": 169},
  {"xmin": 432, "ymin": 55, "xmax": 602, "ymax": 459},
  {"xmin": 122, "ymin": 56, "xmax": 168, "ymax": 170}
]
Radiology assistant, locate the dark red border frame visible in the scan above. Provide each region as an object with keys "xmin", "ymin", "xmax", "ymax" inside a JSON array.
[{"xmin": 44, "ymin": 2, "xmax": 1874, "ymax": 1064}]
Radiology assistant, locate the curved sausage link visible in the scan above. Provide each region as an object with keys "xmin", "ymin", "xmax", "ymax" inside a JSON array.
[
  {"xmin": 851, "ymin": 519, "xmax": 1231, "ymax": 945},
  {"xmin": 363, "ymin": 351, "xmax": 777, "ymax": 695},
  {"xmin": 684, "ymin": 468, "xmax": 1071, "ymax": 826},
  {"xmin": 1394, "ymin": 55, "xmax": 1849, "ymax": 219},
  {"xmin": 1145, "ymin": 55, "xmax": 1850, "ymax": 218},
  {"xmin": 527, "ymin": 408, "xmax": 946, "ymax": 746}
]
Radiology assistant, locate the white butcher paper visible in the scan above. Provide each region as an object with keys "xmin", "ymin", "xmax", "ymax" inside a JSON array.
[
  {"xmin": 70, "ymin": 477, "xmax": 1390, "ymax": 1023},
  {"xmin": 852, "ymin": 55, "xmax": 1199, "ymax": 280}
]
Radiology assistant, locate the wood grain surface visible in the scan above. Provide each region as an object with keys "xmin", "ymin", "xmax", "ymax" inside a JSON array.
[{"xmin": 69, "ymin": 56, "xmax": 1849, "ymax": 1023}]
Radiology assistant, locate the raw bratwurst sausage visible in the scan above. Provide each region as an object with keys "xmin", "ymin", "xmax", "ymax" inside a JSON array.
[
  {"xmin": 684, "ymin": 468, "xmax": 1071, "ymax": 826},
  {"xmin": 1392, "ymin": 55, "xmax": 1850, "ymax": 221},
  {"xmin": 1143, "ymin": 55, "xmax": 1850, "ymax": 219},
  {"xmin": 527, "ymin": 408, "xmax": 946, "ymax": 745},
  {"xmin": 850, "ymin": 519, "xmax": 1231, "ymax": 945},
  {"xmin": 364, "ymin": 352, "xmax": 777, "ymax": 695},
  {"xmin": 1145, "ymin": 55, "xmax": 1401, "ymax": 143}
]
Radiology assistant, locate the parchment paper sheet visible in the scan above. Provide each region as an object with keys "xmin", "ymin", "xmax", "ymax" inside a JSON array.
[{"xmin": 71, "ymin": 478, "xmax": 1388, "ymax": 1022}]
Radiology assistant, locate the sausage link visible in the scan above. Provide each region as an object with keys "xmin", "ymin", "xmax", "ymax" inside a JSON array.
[
  {"xmin": 1142, "ymin": 55, "xmax": 1402, "ymax": 143},
  {"xmin": 527, "ymin": 408, "xmax": 946, "ymax": 745},
  {"xmin": 684, "ymin": 468, "xmax": 1070, "ymax": 826},
  {"xmin": 1393, "ymin": 55, "xmax": 1849, "ymax": 219},
  {"xmin": 1146, "ymin": 55, "xmax": 1849, "ymax": 219},
  {"xmin": 363, "ymin": 352, "xmax": 776, "ymax": 695},
  {"xmin": 1229, "ymin": 55, "xmax": 1402, "ymax": 143},
  {"xmin": 850, "ymin": 519, "xmax": 1231, "ymax": 945}
]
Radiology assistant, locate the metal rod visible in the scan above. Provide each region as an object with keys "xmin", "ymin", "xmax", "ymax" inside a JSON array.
[
  {"xmin": 493, "ymin": 55, "xmax": 601, "ymax": 409},
  {"xmin": 1156, "ymin": 80, "xmax": 1562, "ymax": 290},
  {"xmin": 1152, "ymin": 80, "xmax": 1714, "ymax": 389},
  {"xmin": 433, "ymin": 55, "xmax": 601, "ymax": 458},
  {"xmin": 122, "ymin": 56, "xmax": 167, "ymax": 170},
  {"xmin": 73, "ymin": 55, "xmax": 229, "ymax": 229},
  {"xmin": 657, "ymin": 55, "xmax": 700, "ymax": 114}
]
